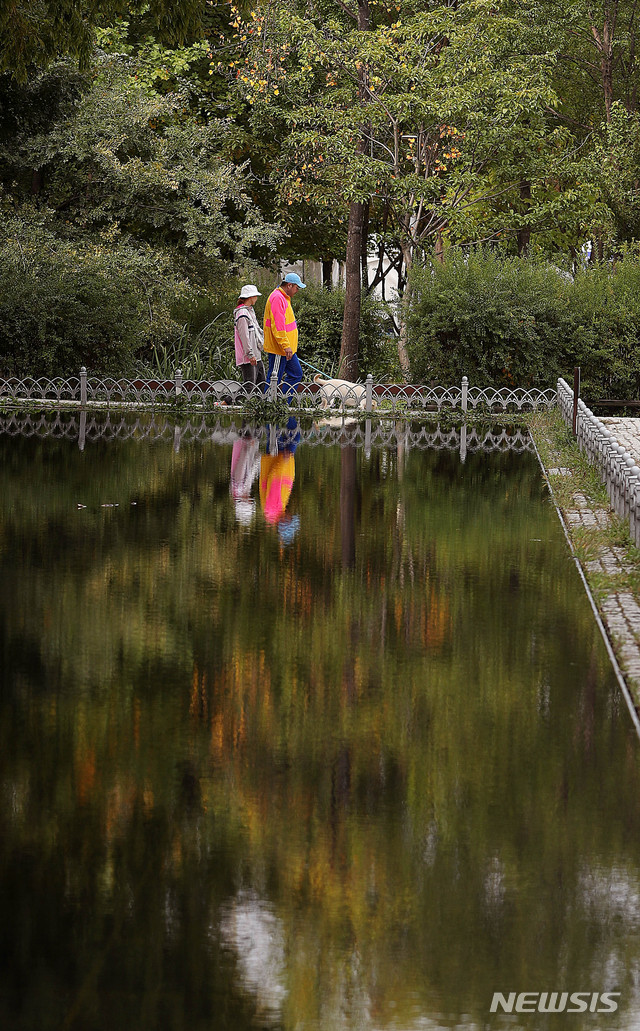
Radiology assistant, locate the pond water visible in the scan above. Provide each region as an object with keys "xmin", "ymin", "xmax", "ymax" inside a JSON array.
[{"xmin": 1, "ymin": 413, "xmax": 640, "ymax": 1031}]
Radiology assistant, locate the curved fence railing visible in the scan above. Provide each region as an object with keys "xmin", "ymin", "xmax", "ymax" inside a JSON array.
[
  {"xmin": 0, "ymin": 368, "xmax": 557, "ymax": 415},
  {"xmin": 0, "ymin": 408, "xmax": 534, "ymax": 456},
  {"xmin": 558, "ymin": 377, "xmax": 640, "ymax": 546}
]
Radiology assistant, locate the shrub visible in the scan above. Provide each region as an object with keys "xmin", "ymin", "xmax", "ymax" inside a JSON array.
[
  {"xmin": 0, "ymin": 209, "xmax": 187, "ymax": 378},
  {"xmin": 406, "ymin": 247, "xmax": 640, "ymax": 401},
  {"xmin": 564, "ymin": 255, "xmax": 640, "ymax": 401},
  {"xmin": 142, "ymin": 286, "xmax": 242, "ymax": 381},
  {"xmin": 406, "ymin": 250, "xmax": 573, "ymax": 388}
]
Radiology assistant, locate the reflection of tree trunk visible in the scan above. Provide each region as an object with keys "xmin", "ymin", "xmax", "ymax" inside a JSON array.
[
  {"xmin": 340, "ymin": 446, "xmax": 357, "ymax": 569},
  {"xmin": 396, "ymin": 428, "xmax": 406, "ymax": 481},
  {"xmin": 330, "ymin": 746, "xmax": 351, "ymax": 869},
  {"xmin": 390, "ymin": 441, "xmax": 414, "ymax": 590}
]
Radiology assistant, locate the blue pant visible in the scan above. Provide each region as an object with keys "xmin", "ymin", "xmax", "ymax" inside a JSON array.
[{"xmin": 265, "ymin": 352, "xmax": 302, "ymax": 401}]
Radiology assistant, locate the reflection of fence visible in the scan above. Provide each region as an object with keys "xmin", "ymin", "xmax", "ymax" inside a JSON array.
[
  {"xmin": 0, "ymin": 369, "xmax": 556, "ymax": 415},
  {"xmin": 0, "ymin": 408, "xmax": 534, "ymax": 456},
  {"xmin": 558, "ymin": 377, "xmax": 640, "ymax": 546}
]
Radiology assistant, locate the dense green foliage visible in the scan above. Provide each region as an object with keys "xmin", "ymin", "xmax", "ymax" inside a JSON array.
[
  {"xmin": 407, "ymin": 252, "xmax": 574, "ymax": 388},
  {"xmin": 0, "ymin": 13, "xmax": 280, "ymax": 377},
  {"xmin": 0, "ymin": 210, "xmax": 188, "ymax": 377},
  {"xmin": 407, "ymin": 249, "xmax": 640, "ymax": 400},
  {"xmin": 1, "ymin": 0, "xmax": 640, "ymax": 383}
]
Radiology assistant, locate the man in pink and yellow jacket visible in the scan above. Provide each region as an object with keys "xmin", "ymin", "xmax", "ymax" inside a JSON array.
[{"xmin": 263, "ymin": 272, "xmax": 305, "ymax": 399}]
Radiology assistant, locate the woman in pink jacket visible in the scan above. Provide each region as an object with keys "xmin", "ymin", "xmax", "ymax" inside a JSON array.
[{"xmin": 234, "ymin": 284, "xmax": 265, "ymax": 392}]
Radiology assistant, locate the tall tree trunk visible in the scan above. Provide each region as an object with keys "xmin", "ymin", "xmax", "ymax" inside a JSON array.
[
  {"xmin": 340, "ymin": 199, "xmax": 366, "ymax": 378},
  {"xmin": 339, "ymin": 0, "xmax": 370, "ymax": 379},
  {"xmin": 590, "ymin": 10, "xmax": 616, "ymax": 121},
  {"xmin": 395, "ymin": 241, "xmax": 412, "ymax": 381},
  {"xmin": 517, "ymin": 180, "xmax": 531, "ymax": 255},
  {"xmin": 434, "ymin": 230, "xmax": 444, "ymax": 263},
  {"xmin": 322, "ymin": 258, "xmax": 333, "ymax": 290},
  {"xmin": 361, "ymin": 198, "xmax": 370, "ymax": 289},
  {"xmin": 340, "ymin": 445, "xmax": 357, "ymax": 569}
]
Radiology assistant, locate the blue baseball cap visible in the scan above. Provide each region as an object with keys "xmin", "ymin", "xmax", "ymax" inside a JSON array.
[
  {"xmin": 278, "ymin": 514, "xmax": 300, "ymax": 545},
  {"xmin": 283, "ymin": 272, "xmax": 306, "ymax": 289}
]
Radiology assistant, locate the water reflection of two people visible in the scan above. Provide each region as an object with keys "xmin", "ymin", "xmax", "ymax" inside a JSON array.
[
  {"xmin": 230, "ymin": 419, "xmax": 300, "ymax": 544},
  {"xmin": 260, "ymin": 417, "xmax": 300, "ymax": 546}
]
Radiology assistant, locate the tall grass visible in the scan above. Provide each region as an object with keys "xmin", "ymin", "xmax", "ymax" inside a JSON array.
[{"xmin": 140, "ymin": 317, "xmax": 238, "ymax": 381}]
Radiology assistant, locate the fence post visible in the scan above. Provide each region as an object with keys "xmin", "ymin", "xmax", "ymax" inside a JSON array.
[
  {"xmin": 365, "ymin": 373, "xmax": 373, "ymax": 413},
  {"xmin": 461, "ymin": 375, "xmax": 468, "ymax": 415},
  {"xmin": 624, "ymin": 454, "xmax": 635, "ymax": 515},
  {"xmin": 175, "ymin": 368, "xmax": 183, "ymax": 398},
  {"xmin": 460, "ymin": 423, "xmax": 467, "ymax": 464},
  {"xmin": 268, "ymin": 370, "xmax": 278, "ymax": 402},
  {"xmin": 364, "ymin": 418, "xmax": 372, "ymax": 459},
  {"xmin": 572, "ymin": 366, "xmax": 580, "ymax": 436},
  {"xmin": 80, "ymin": 366, "xmax": 87, "ymax": 408},
  {"xmin": 630, "ymin": 465, "xmax": 640, "ymax": 545}
]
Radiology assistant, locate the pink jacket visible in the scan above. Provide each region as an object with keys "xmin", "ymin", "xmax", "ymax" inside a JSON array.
[{"xmin": 234, "ymin": 304, "xmax": 264, "ymax": 365}]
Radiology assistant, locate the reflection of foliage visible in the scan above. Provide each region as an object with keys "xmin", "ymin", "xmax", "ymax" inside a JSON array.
[
  {"xmin": 1, "ymin": 426, "xmax": 640, "ymax": 1028},
  {"xmin": 242, "ymin": 394, "xmax": 292, "ymax": 423}
]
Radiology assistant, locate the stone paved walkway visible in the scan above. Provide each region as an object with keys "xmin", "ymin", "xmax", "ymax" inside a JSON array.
[
  {"xmin": 601, "ymin": 416, "xmax": 640, "ymax": 465},
  {"xmin": 542, "ymin": 418, "xmax": 640, "ymax": 705},
  {"xmin": 596, "ymin": 418, "xmax": 640, "ymax": 698}
]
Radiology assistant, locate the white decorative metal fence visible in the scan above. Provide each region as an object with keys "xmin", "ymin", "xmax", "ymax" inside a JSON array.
[
  {"xmin": 558, "ymin": 377, "xmax": 640, "ymax": 547},
  {"xmin": 0, "ymin": 368, "xmax": 557, "ymax": 415}
]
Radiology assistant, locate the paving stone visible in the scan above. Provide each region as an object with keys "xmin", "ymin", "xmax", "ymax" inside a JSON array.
[
  {"xmin": 564, "ymin": 507, "xmax": 611, "ymax": 528},
  {"xmin": 585, "ymin": 549, "xmax": 629, "ymax": 575},
  {"xmin": 601, "ymin": 418, "xmax": 640, "ymax": 467},
  {"xmin": 572, "ymin": 493, "xmax": 590, "ymax": 508},
  {"xmin": 595, "ymin": 510, "xmax": 611, "ymax": 527}
]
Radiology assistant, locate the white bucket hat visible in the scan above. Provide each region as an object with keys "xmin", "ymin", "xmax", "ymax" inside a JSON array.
[
  {"xmin": 235, "ymin": 499, "xmax": 255, "ymax": 526},
  {"xmin": 239, "ymin": 284, "xmax": 261, "ymax": 299}
]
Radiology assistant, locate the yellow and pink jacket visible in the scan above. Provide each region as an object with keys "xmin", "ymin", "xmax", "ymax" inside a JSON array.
[
  {"xmin": 263, "ymin": 287, "xmax": 298, "ymax": 356},
  {"xmin": 260, "ymin": 452, "xmax": 295, "ymax": 524}
]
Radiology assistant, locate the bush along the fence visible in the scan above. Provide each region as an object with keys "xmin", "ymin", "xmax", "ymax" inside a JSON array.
[
  {"xmin": 0, "ymin": 218, "xmax": 396, "ymax": 384},
  {"xmin": 406, "ymin": 250, "xmax": 574, "ymax": 389},
  {"xmin": 405, "ymin": 248, "xmax": 640, "ymax": 401},
  {"xmin": 0, "ymin": 214, "xmax": 196, "ymax": 379}
]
